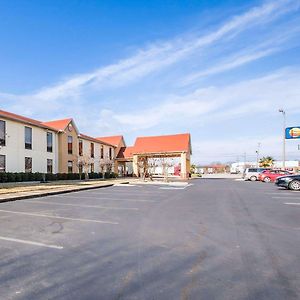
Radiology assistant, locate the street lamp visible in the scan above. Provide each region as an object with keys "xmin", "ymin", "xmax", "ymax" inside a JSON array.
[
  {"xmin": 279, "ymin": 109, "xmax": 286, "ymax": 169},
  {"xmin": 256, "ymin": 142, "xmax": 261, "ymax": 167}
]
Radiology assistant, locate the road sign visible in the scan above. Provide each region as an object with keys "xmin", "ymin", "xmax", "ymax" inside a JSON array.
[{"xmin": 285, "ymin": 127, "xmax": 300, "ymax": 139}]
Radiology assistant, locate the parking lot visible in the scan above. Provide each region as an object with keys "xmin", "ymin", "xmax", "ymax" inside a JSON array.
[{"xmin": 0, "ymin": 179, "xmax": 299, "ymax": 300}]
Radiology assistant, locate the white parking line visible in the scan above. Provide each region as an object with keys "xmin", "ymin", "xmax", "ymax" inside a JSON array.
[
  {"xmin": 22, "ymin": 200, "xmax": 139, "ymax": 211},
  {"xmin": 49, "ymin": 195, "xmax": 157, "ymax": 203},
  {"xmin": 0, "ymin": 209, "xmax": 119, "ymax": 225},
  {"xmin": 160, "ymin": 187, "xmax": 185, "ymax": 190},
  {"xmin": 272, "ymin": 197, "xmax": 300, "ymax": 200},
  {"xmin": 266, "ymin": 192, "xmax": 300, "ymax": 195},
  {"xmin": 0, "ymin": 236, "xmax": 63, "ymax": 250},
  {"xmin": 284, "ymin": 203, "xmax": 300, "ymax": 206}
]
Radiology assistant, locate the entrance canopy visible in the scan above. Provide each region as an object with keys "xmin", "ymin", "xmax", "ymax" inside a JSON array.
[{"xmin": 116, "ymin": 133, "xmax": 192, "ymax": 179}]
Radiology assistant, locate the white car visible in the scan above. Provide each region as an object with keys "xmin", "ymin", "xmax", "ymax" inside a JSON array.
[{"xmin": 243, "ymin": 168, "xmax": 270, "ymax": 181}]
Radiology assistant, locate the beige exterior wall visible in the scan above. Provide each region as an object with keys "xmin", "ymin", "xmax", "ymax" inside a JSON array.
[
  {"xmin": 57, "ymin": 120, "xmax": 79, "ymax": 173},
  {"xmin": 79, "ymin": 138, "xmax": 115, "ymax": 173},
  {"xmin": 113, "ymin": 137, "xmax": 126, "ymax": 173},
  {"xmin": 0, "ymin": 117, "xmax": 58, "ymax": 173}
]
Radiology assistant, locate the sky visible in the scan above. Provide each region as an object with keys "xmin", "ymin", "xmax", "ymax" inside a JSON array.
[{"xmin": 1, "ymin": 0, "xmax": 300, "ymax": 164}]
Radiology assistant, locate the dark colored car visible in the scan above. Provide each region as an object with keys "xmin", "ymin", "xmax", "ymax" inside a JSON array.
[{"xmin": 275, "ymin": 174, "xmax": 300, "ymax": 191}]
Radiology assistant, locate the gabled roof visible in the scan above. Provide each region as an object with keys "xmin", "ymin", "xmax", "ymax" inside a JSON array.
[
  {"xmin": 96, "ymin": 135, "xmax": 125, "ymax": 147},
  {"xmin": 116, "ymin": 146, "xmax": 135, "ymax": 159},
  {"xmin": 0, "ymin": 109, "xmax": 55, "ymax": 131},
  {"xmin": 42, "ymin": 118, "xmax": 73, "ymax": 132},
  {"xmin": 133, "ymin": 133, "xmax": 191, "ymax": 154},
  {"xmin": 79, "ymin": 133, "xmax": 115, "ymax": 147}
]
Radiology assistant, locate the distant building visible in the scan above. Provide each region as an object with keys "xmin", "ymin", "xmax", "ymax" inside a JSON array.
[
  {"xmin": 230, "ymin": 161, "xmax": 300, "ymax": 173},
  {"xmin": 197, "ymin": 164, "xmax": 229, "ymax": 174}
]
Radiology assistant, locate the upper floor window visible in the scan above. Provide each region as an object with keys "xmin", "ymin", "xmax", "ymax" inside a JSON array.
[
  {"xmin": 0, "ymin": 155, "xmax": 5, "ymax": 173},
  {"xmin": 68, "ymin": 136, "xmax": 73, "ymax": 154},
  {"xmin": 91, "ymin": 143, "xmax": 94, "ymax": 158},
  {"xmin": 25, "ymin": 127, "xmax": 32, "ymax": 150},
  {"xmin": 100, "ymin": 145, "xmax": 104, "ymax": 159},
  {"xmin": 79, "ymin": 140, "xmax": 83, "ymax": 156},
  {"xmin": 47, "ymin": 132, "xmax": 53, "ymax": 152},
  {"xmin": 25, "ymin": 157, "xmax": 32, "ymax": 173},
  {"xmin": 109, "ymin": 147, "xmax": 112, "ymax": 160},
  {"xmin": 0, "ymin": 120, "xmax": 6, "ymax": 146}
]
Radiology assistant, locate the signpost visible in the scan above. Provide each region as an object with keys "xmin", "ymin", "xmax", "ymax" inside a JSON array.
[{"xmin": 285, "ymin": 127, "xmax": 300, "ymax": 139}]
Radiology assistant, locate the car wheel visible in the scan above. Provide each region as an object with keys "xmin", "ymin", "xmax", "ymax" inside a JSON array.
[
  {"xmin": 250, "ymin": 176, "xmax": 257, "ymax": 181},
  {"xmin": 263, "ymin": 177, "xmax": 271, "ymax": 183},
  {"xmin": 288, "ymin": 180, "xmax": 300, "ymax": 191}
]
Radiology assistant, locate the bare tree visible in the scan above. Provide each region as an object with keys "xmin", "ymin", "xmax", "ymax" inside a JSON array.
[
  {"xmin": 99, "ymin": 155, "xmax": 114, "ymax": 177},
  {"xmin": 137, "ymin": 156, "xmax": 148, "ymax": 181},
  {"xmin": 75, "ymin": 155, "xmax": 93, "ymax": 180}
]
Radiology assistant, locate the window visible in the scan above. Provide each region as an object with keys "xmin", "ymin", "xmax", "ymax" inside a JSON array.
[
  {"xmin": 109, "ymin": 147, "xmax": 112, "ymax": 160},
  {"xmin": 79, "ymin": 140, "xmax": 83, "ymax": 156},
  {"xmin": 0, "ymin": 120, "xmax": 5, "ymax": 146},
  {"xmin": 100, "ymin": 145, "xmax": 104, "ymax": 159},
  {"xmin": 78, "ymin": 163, "xmax": 83, "ymax": 174},
  {"xmin": 0, "ymin": 155, "xmax": 5, "ymax": 173},
  {"xmin": 47, "ymin": 132, "xmax": 53, "ymax": 152},
  {"xmin": 90, "ymin": 163, "xmax": 94, "ymax": 173},
  {"xmin": 68, "ymin": 136, "xmax": 73, "ymax": 154},
  {"xmin": 68, "ymin": 160, "xmax": 73, "ymax": 173},
  {"xmin": 47, "ymin": 159, "xmax": 53, "ymax": 173},
  {"xmin": 25, "ymin": 127, "xmax": 32, "ymax": 149},
  {"xmin": 25, "ymin": 157, "xmax": 32, "ymax": 173},
  {"xmin": 91, "ymin": 143, "xmax": 94, "ymax": 158}
]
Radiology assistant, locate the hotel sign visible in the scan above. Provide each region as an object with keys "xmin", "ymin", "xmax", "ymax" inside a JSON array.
[{"xmin": 285, "ymin": 127, "xmax": 300, "ymax": 139}]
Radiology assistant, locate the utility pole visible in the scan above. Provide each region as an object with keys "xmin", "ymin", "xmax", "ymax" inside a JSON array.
[
  {"xmin": 279, "ymin": 109, "xmax": 286, "ymax": 169},
  {"xmin": 256, "ymin": 143, "xmax": 261, "ymax": 167}
]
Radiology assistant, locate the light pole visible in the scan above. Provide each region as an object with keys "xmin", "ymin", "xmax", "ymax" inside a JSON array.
[
  {"xmin": 279, "ymin": 109, "xmax": 286, "ymax": 169},
  {"xmin": 256, "ymin": 142, "xmax": 261, "ymax": 167}
]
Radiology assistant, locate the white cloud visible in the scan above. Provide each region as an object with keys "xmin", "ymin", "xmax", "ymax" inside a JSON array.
[
  {"xmin": 99, "ymin": 68, "xmax": 300, "ymax": 133},
  {"xmin": 1, "ymin": 0, "xmax": 299, "ymax": 108}
]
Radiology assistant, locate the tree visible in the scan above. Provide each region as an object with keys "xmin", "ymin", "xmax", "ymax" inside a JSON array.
[
  {"xmin": 190, "ymin": 164, "xmax": 197, "ymax": 174},
  {"xmin": 99, "ymin": 155, "xmax": 114, "ymax": 177},
  {"xmin": 75, "ymin": 155, "xmax": 93, "ymax": 180},
  {"xmin": 259, "ymin": 156, "xmax": 275, "ymax": 167}
]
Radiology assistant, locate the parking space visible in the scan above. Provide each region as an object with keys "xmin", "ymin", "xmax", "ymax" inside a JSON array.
[
  {"xmin": 1, "ymin": 180, "xmax": 299, "ymax": 299},
  {"xmin": 0, "ymin": 184, "xmax": 184, "ymax": 251}
]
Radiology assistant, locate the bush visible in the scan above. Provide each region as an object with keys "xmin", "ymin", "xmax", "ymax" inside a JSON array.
[{"xmin": 0, "ymin": 171, "xmax": 110, "ymax": 183}]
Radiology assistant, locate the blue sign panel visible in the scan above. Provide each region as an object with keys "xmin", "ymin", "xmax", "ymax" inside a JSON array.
[{"xmin": 285, "ymin": 127, "xmax": 300, "ymax": 139}]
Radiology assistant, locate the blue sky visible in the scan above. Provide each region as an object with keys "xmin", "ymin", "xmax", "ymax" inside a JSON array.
[{"xmin": 1, "ymin": 0, "xmax": 300, "ymax": 164}]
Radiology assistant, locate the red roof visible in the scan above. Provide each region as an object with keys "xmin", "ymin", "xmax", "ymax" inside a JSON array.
[
  {"xmin": 79, "ymin": 133, "xmax": 115, "ymax": 147},
  {"xmin": 0, "ymin": 109, "xmax": 55, "ymax": 131},
  {"xmin": 117, "ymin": 146, "xmax": 135, "ymax": 159},
  {"xmin": 96, "ymin": 135, "xmax": 124, "ymax": 147},
  {"xmin": 42, "ymin": 118, "xmax": 73, "ymax": 131},
  {"xmin": 133, "ymin": 133, "xmax": 191, "ymax": 154}
]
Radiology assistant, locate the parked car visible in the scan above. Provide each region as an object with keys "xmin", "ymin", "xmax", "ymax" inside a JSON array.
[
  {"xmin": 243, "ymin": 168, "xmax": 270, "ymax": 181},
  {"xmin": 258, "ymin": 170, "xmax": 293, "ymax": 183},
  {"xmin": 275, "ymin": 174, "xmax": 300, "ymax": 190}
]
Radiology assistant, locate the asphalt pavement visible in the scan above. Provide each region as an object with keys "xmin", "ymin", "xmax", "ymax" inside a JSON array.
[{"xmin": 0, "ymin": 179, "xmax": 299, "ymax": 300}]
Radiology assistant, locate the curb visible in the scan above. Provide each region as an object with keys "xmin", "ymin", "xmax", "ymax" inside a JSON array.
[{"xmin": 0, "ymin": 181, "xmax": 130, "ymax": 204}]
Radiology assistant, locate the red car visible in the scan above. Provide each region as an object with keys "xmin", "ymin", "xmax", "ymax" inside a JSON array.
[{"xmin": 258, "ymin": 170, "xmax": 293, "ymax": 183}]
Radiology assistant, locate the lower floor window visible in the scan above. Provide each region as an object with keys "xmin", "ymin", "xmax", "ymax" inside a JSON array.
[
  {"xmin": 25, "ymin": 157, "xmax": 32, "ymax": 173},
  {"xmin": 47, "ymin": 159, "xmax": 53, "ymax": 173},
  {"xmin": 90, "ymin": 163, "xmax": 94, "ymax": 173},
  {"xmin": 78, "ymin": 163, "xmax": 83, "ymax": 174},
  {"xmin": 68, "ymin": 161, "xmax": 73, "ymax": 173},
  {"xmin": 0, "ymin": 155, "xmax": 5, "ymax": 173}
]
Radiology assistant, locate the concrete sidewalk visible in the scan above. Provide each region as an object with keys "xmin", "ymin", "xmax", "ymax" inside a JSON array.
[{"xmin": 0, "ymin": 179, "xmax": 134, "ymax": 203}]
